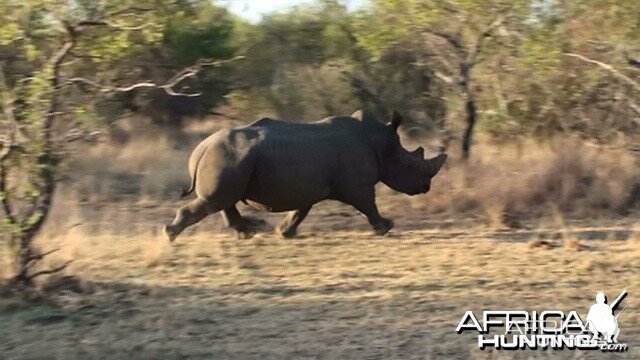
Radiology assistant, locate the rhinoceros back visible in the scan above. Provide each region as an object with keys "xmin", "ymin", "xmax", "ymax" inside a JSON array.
[
  {"xmin": 183, "ymin": 116, "xmax": 383, "ymax": 211},
  {"xmin": 239, "ymin": 117, "xmax": 381, "ymax": 211}
]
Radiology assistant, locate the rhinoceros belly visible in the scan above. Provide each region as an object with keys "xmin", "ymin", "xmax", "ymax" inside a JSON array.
[
  {"xmin": 243, "ymin": 175, "xmax": 333, "ymax": 212},
  {"xmin": 242, "ymin": 155, "xmax": 335, "ymax": 212}
]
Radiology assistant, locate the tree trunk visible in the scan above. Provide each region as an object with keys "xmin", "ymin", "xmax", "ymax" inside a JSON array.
[
  {"xmin": 462, "ymin": 94, "xmax": 477, "ymax": 160},
  {"xmin": 7, "ymin": 41, "xmax": 66, "ymax": 286},
  {"xmin": 13, "ymin": 237, "xmax": 34, "ymax": 286},
  {"xmin": 459, "ymin": 62, "xmax": 476, "ymax": 160}
]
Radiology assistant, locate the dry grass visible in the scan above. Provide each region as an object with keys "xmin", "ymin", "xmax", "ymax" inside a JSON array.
[
  {"xmin": 419, "ymin": 136, "xmax": 639, "ymax": 224},
  {"xmin": 69, "ymin": 133, "xmax": 194, "ymax": 202},
  {"xmin": 629, "ymin": 223, "xmax": 640, "ymax": 243},
  {"xmin": 1, "ymin": 218, "xmax": 639, "ymax": 359}
]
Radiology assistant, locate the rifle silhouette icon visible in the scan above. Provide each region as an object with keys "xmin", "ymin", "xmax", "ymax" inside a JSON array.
[
  {"xmin": 610, "ymin": 289, "xmax": 627, "ymax": 312},
  {"xmin": 616, "ymin": 305, "xmax": 627, "ymax": 319}
]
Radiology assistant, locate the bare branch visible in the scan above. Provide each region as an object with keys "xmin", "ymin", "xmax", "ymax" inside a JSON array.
[
  {"xmin": 65, "ymin": 77, "xmax": 168, "ymax": 93},
  {"xmin": 564, "ymin": 53, "xmax": 640, "ymax": 93},
  {"xmin": 27, "ymin": 260, "xmax": 72, "ymax": 280},
  {"xmin": 433, "ymin": 0, "xmax": 460, "ymax": 13},
  {"xmin": 25, "ymin": 247, "xmax": 61, "ymax": 268},
  {"xmin": 77, "ymin": 19, "xmax": 153, "ymax": 31},
  {"xmin": 63, "ymin": 56, "xmax": 245, "ymax": 97},
  {"xmin": 107, "ymin": 6, "xmax": 153, "ymax": 17},
  {"xmin": 0, "ymin": 63, "xmax": 20, "ymax": 224},
  {"xmin": 434, "ymin": 71, "xmax": 454, "ymax": 84},
  {"xmin": 422, "ymin": 29, "xmax": 465, "ymax": 58},
  {"xmin": 0, "ymin": 63, "xmax": 22, "ymax": 148},
  {"xmin": 0, "ymin": 161, "xmax": 17, "ymax": 224},
  {"xmin": 468, "ymin": 16, "xmax": 505, "ymax": 65},
  {"xmin": 56, "ymin": 129, "xmax": 101, "ymax": 143},
  {"xmin": 49, "ymin": 41, "xmax": 74, "ymax": 69},
  {"xmin": 68, "ymin": 51, "xmax": 104, "ymax": 60},
  {"xmin": 626, "ymin": 101, "xmax": 640, "ymax": 125}
]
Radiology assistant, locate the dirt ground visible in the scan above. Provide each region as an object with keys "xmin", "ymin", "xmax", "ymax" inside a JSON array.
[{"xmin": 1, "ymin": 192, "xmax": 639, "ymax": 359}]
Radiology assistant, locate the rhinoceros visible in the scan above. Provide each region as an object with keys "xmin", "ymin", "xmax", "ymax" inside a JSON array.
[{"xmin": 163, "ymin": 110, "xmax": 446, "ymax": 241}]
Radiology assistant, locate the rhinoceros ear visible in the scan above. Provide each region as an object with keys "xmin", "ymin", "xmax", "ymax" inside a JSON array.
[
  {"xmin": 351, "ymin": 109, "xmax": 365, "ymax": 121},
  {"xmin": 390, "ymin": 111, "xmax": 403, "ymax": 131},
  {"xmin": 412, "ymin": 146, "xmax": 425, "ymax": 159},
  {"xmin": 426, "ymin": 153, "xmax": 447, "ymax": 177},
  {"xmin": 351, "ymin": 109, "xmax": 377, "ymax": 124}
]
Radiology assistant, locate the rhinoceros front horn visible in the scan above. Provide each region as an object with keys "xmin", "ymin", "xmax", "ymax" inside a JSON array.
[
  {"xmin": 412, "ymin": 146, "xmax": 425, "ymax": 159},
  {"xmin": 425, "ymin": 153, "xmax": 447, "ymax": 177}
]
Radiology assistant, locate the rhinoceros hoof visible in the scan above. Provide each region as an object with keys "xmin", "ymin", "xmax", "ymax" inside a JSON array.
[
  {"xmin": 276, "ymin": 226, "xmax": 297, "ymax": 239},
  {"xmin": 163, "ymin": 225, "xmax": 177, "ymax": 242},
  {"xmin": 243, "ymin": 216, "xmax": 269, "ymax": 231},
  {"xmin": 373, "ymin": 219, "xmax": 394, "ymax": 236},
  {"xmin": 236, "ymin": 230, "xmax": 256, "ymax": 240}
]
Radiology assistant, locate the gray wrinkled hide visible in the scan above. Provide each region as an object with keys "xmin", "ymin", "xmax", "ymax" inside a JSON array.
[{"xmin": 164, "ymin": 110, "xmax": 447, "ymax": 240}]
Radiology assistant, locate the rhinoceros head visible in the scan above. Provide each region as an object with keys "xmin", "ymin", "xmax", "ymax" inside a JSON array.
[{"xmin": 380, "ymin": 112, "xmax": 447, "ymax": 195}]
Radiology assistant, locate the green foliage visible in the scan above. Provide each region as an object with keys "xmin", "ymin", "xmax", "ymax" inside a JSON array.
[
  {"xmin": 349, "ymin": 0, "xmax": 640, "ymax": 141},
  {"xmin": 229, "ymin": 0, "xmax": 361, "ymax": 120},
  {"xmin": 164, "ymin": 5, "xmax": 235, "ymax": 65}
]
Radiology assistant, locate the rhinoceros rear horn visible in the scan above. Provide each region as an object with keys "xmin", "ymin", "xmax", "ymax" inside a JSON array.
[
  {"xmin": 425, "ymin": 153, "xmax": 447, "ymax": 177},
  {"xmin": 389, "ymin": 111, "xmax": 403, "ymax": 131}
]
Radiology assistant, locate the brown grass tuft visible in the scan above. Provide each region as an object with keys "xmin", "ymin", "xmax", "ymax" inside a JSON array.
[
  {"xmin": 527, "ymin": 238, "xmax": 556, "ymax": 250},
  {"xmin": 563, "ymin": 238, "xmax": 587, "ymax": 251}
]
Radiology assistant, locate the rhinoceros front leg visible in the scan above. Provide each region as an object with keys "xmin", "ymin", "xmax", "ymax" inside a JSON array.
[
  {"xmin": 221, "ymin": 206, "xmax": 267, "ymax": 239},
  {"xmin": 276, "ymin": 206, "xmax": 311, "ymax": 238},
  {"xmin": 342, "ymin": 186, "xmax": 394, "ymax": 236}
]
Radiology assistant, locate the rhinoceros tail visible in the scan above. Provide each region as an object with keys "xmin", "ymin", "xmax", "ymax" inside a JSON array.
[
  {"xmin": 180, "ymin": 184, "xmax": 194, "ymax": 198},
  {"xmin": 181, "ymin": 160, "xmax": 200, "ymax": 198},
  {"xmin": 181, "ymin": 142, "xmax": 208, "ymax": 198}
]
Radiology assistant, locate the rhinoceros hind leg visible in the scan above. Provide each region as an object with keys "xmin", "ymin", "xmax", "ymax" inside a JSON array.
[
  {"xmin": 221, "ymin": 206, "xmax": 267, "ymax": 239},
  {"xmin": 276, "ymin": 206, "xmax": 311, "ymax": 238},
  {"xmin": 165, "ymin": 198, "xmax": 213, "ymax": 242}
]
